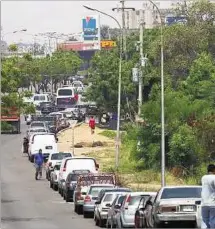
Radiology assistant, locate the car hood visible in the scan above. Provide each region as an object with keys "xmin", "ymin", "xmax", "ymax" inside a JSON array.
[{"xmin": 159, "ymin": 198, "xmax": 201, "ymax": 205}]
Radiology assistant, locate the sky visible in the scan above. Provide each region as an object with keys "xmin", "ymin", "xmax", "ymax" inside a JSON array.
[{"xmin": 1, "ymin": 1, "xmax": 172, "ymax": 44}]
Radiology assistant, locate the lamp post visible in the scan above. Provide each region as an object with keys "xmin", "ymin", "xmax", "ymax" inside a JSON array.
[
  {"xmin": 38, "ymin": 32, "xmax": 57, "ymax": 95},
  {"xmin": 83, "ymin": 5, "xmax": 123, "ymax": 169},
  {"xmin": 147, "ymin": 0, "xmax": 165, "ymax": 187}
]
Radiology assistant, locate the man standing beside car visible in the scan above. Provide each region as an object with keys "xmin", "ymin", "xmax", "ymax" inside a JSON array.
[
  {"xmin": 34, "ymin": 149, "xmax": 44, "ymax": 180},
  {"xmin": 201, "ymin": 164, "xmax": 215, "ymax": 228}
]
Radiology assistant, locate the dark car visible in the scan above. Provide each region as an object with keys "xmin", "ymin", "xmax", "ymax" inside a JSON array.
[
  {"xmin": 40, "ymin": 102, "xmax": 56, "ymax": 114},
  {"xmin": 62, "ymin": 170, "xmax": 90, "ymax": 202},
  {"xmin": 134, "ymin": 195, "xmax": 156, "ymax": 228}
]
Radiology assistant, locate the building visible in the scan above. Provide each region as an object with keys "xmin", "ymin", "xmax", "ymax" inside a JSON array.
[{"xmin": 126, "ymin": 2, "xmax": 174, "ymax": 29}]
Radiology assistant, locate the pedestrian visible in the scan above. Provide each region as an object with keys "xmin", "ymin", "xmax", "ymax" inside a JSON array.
[
  {"xmin": 201, "ymin": 164, "xmax": 215, "ymax": 228},
  {"xmin": 34, "ymin": 149, "xmax": 44, "ymax": 180},
  {"xmin": 89, "ymin": 116, "xmax": 95, "ymax": 135}
]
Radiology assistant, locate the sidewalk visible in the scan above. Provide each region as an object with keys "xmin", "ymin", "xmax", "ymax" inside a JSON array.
[{"xmin": 57, "ymin": 124, "xmax": 115, "ymax": 156}]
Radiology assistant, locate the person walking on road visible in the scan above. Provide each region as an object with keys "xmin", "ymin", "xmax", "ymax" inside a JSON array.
[
  {"xmin": 89, "ymin": 116, "xmax": 95, "ymax": 135},
  {"xmin": 201, "ymin": 164, "xmax": 215, "ymax": 228},
  {"xmin": 34, "ymin": 149, "xmax": 44, "ymax": 180}
]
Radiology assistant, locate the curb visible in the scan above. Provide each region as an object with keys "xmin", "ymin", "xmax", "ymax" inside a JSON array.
[{"xmin": 57, "ymin": 121, "xmax": 84, "ymax": 136}]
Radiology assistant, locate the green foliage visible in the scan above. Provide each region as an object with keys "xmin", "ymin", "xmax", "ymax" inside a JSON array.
[
  {"xmin": 1, "ymin": 122, "xmax": 13, "ymax": 131},
  {"xmin": 99, "ymin": 130, "xmax": 116, "ymax": 139},
  {"xmin": 168, "ymin": 124, "xmax": 202, "ymax": 171}
]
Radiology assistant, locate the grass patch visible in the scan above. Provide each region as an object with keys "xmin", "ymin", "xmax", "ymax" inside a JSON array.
[{"xmin": 98, "ymin": 130, "xmax": 116, "ymax": 139}]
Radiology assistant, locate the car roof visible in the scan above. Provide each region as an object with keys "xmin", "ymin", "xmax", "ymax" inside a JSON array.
[
  {"xmin": 89, "ymin": 184, "xmax": 115, "ymax": 187},
  {"xmin": 126, "ymin": 192, "xmax": 157, "ymax": 196},
  {"xmin": 162, "ymin": 185, "xmax": 202, "ymax": 189}
]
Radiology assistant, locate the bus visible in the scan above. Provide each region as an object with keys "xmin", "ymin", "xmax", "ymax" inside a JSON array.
[{"xmin": 56, "ymin": 87, "xmax": 78, "ymax": 110}]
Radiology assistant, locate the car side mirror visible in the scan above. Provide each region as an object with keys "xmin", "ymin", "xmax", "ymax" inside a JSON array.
[
  {"xmin": 195, "ymin": 200, "xmax": 201, "ymax": 205},
  {"xmin": 106, "ymin": 203, "xmax": 111, "ymax": 207},
  {"xmin": 95, "ymin": 201, "xmax": 101, "ymax": 205},
  {"xmin": 146, "ymin": 200, "xmax": 153, "ymax": 206},
  {"xmin": 114, "ymin": 204, "xmax": 121, "ymax": 209}
]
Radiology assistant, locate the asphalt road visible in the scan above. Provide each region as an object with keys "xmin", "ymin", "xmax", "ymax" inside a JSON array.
[{"xmin": 1, "ymin": 119, "xmax": 97, "ymax": 229}]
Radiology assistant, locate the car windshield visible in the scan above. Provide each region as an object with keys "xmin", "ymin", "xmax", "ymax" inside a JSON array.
[
  {"xmin": 58, "ymin": 89, "xmax": 73, "ymax": 96},
  {"xmin": 103, "ymin": 194, "xmax": 114, "ymax": 202},
  {"xmin": 89, "ymin": 186, "xmax": 114, "ymax": 197},
  {"xmin": 31, "ymin": 123, "xmax": 44, "ymax": 128},
  {"xmin": 161, "ymin": 187, "xmax": 202, "ymax": 199},
  {"xmin": 40, "ymin": 102, "xmax": 52, "ymax": 107},
  {"xmin": 51, "ymin": 153, "xmax": 71, "ymax": 160},
  {"xmin": 54, "ymin": 164, "xmax": 61, "ymax": 170},
  {"xmin": 29, "ymin": 129, "xmax": 46, "ymax": 132},
  {"xmin": 129, "ymin": 195, "xmax": 149, "ymax": 206},
  {"xmin": 34, "ymin": 95, "xmax": 46, "ymax": 101}
]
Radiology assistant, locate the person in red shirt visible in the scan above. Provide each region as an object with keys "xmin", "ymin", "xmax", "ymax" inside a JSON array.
[{"xmin": 89, "ymin": 116, "xmax": 95, "ymax": 134}]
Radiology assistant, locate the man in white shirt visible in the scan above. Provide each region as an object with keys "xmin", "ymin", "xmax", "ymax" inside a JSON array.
[{"xmin": 201, "ymin": 164, "xmax": 215, "ymax": 228}]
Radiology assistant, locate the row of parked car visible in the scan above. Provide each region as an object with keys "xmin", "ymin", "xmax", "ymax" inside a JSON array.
[{"xmin": 43, "ymin": 150, "xmax": 203, "ymax": 228}]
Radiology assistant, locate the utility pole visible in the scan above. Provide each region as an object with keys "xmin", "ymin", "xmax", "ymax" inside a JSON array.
[
  {"xmin": 112, "ymin": 1, "xmax": 135, "ymax": 59},
  {"xmin": 138, "ymin": 13, "xmax": 147, "ymax": 117}
]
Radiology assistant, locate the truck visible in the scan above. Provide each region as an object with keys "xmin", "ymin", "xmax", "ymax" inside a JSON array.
[
  {"xmin": 1, "ymin": 106, "xmax": 21, "ymax": 134},
  {"xmin": 73, "ymin": 173, "xmax": 116, "ymax": 214}
]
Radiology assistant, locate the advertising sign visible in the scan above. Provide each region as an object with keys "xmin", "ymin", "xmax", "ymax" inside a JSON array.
[
  {"xmin": 101, "ymin": 40, "xmax": 117, "ymax": 49},
  {"xmin": 82, "ymin": 15, "xmax": 100, "ymax": 41},
  {"xmin": 132, "ymin": 68, "xmax": 139, "ymax": 83}
]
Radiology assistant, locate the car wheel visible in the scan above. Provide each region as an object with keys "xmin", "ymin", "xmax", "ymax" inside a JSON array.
[
  {"xmin": 65, "ymin": 193, "xmax": 70, "ymax": 202},
  {"xmin": 53, "ymin": 184, "xmax": 58, "ymax": 191},
  {"xmin": 95, "ymin": 216, "xmax": 99, "ymax": 226},
  {"xmin": 77, "ymin": 205, "xmax": 82, "ymax": 215},
  {"xmin": 154, "ymin": 221, "xmax": 164, "ymax": 228},
  {"xmin": 63, "ymin": 192, "xmax": 66, "ymax": 200},
  {"xmin": 83, "ymin": 211, "xmax": 88, "ymax": 218},
  {"xmin": 49, "ymin": 181, "xmax": 53, "ymax": 189}
]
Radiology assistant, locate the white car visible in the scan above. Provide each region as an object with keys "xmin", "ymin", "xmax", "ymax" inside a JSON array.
[
  {"xmin": 50, "ymin": 162, "xmax": 61, "ymax": 191},
  {"xmin": 58, "ymin": 157, "xmax": 99, "ymax": 196},
  {"xmin": 28, "ymin": 134, "xmax": 58, "ymax": 163},
  {"xmin": 45, "ymin": 152, "xmax": 73, "ymax": 180}
]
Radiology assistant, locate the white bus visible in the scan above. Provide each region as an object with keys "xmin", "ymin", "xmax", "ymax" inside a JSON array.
[{"xmin": 56, "ymin": 87, "xmax": 78, "ymax": 110}]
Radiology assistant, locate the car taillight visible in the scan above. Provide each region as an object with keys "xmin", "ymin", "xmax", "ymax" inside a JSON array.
[
  {"xmin": 124, "ymin": 195, "xmax": 131, "ymax": 209},
  {"xmin": 63, "ymin": 167, "xmax": 66, "ymax": 172},
  {"xmin": 158, "ymin": 206, "xmax": 176, "ymax": 213},
  {"xmin": 49, "ymin": 162, "xmax": 52, "ymax": 166},
  {"xmin": 84, "ymin": 195, "xmax": 91, "ymax": 203}
]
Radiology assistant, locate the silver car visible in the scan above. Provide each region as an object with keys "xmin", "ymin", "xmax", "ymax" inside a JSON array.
[
  {"xmin": 83, "ymin": 184, "xmax": 115, "ymax": 218},
  {"xmin": 94, "ymin": 189, "xmax": 131, "ymax": 227},
  {"xmin": 107, "ymin": 194, "xmax": 126, "ymax": 228},
  {"xmin": 115, "ymin": 192, "xmax": 152, "ymax": 228},
  {"xmin": 153, "ymin": 186, "xmax": 202, "ymax": 227}
]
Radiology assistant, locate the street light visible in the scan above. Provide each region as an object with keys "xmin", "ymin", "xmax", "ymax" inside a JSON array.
[
  {"xmin": 1, "ymin": 29, "xmax": 27, "ymax": 41},
  {"xmin": 147, "ymin": 0, "xmax": 165, "ymax": 187},
  {"xmin": 83, "ymin": 5, "xmax": 123, "ymax": 169}
]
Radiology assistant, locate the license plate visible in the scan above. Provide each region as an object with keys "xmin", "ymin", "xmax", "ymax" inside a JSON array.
[{"xmin": 182, "ymin": 206, "xmax": 194, "ymax": 212}]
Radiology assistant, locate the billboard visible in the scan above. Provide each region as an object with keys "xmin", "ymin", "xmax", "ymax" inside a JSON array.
[
  {"xmin": 101, "ymin": 40, "xmax": 117, "ymax": 49},
  {"xmin": 165, "ymin": 16, "xmax": 187, "ymax": 26},
  {"xmin": 82, "ymin": 15, "xmax": 100, "ymax": 41}
]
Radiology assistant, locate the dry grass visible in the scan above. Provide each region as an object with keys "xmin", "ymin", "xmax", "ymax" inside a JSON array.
[{"xmin": 58, "ymin": 126, "xmax": 186, "ymax": 191}]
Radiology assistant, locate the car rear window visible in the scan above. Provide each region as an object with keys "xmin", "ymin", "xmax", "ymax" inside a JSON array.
[
  {"xmin": 54, "ymin": 164, "xmax": 61, "ymax": 170},
  {"xmin": 31, "ymin": 123, "xmax": 44, "ymax": 127},
  {"xmin": 161, "ymin": 187, "xmax": 202, "ymax": 199},
  {"xmin": 103, "ymin": 194, "xmax": 113, "ymax": 202},
  {"xmin": 128, "ymin": 195, "xmax": 144, "ymax": 206},
  {"xmin": 89, "ymin": 186, "xmax": 114, "ymax": 197},
  {"xmin": 51, "ymin": 153, "xmax": 71, "ymax": 160},
  {"xmin": 117, "ymin": 196, "xmax": 126, "ymax": 205}
]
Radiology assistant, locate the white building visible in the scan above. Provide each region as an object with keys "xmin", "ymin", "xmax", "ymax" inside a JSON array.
[{"xmin": 126, "ymin": 2, "xmax": 174, "ymax": 29}]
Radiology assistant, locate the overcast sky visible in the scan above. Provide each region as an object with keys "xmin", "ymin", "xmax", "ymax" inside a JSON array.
[{"xmin": 1, "ymin": 1, "xmax": 172, "ymax": 44}]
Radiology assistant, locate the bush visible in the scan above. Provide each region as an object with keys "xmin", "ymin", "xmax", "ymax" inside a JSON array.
[
  {"xmin": 168, "ymin": 124, "xmax": 203, "ymax": 176},
  {"xmin": 1, "ymin": 122, "xmax": 13, "ymax": 131}
]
